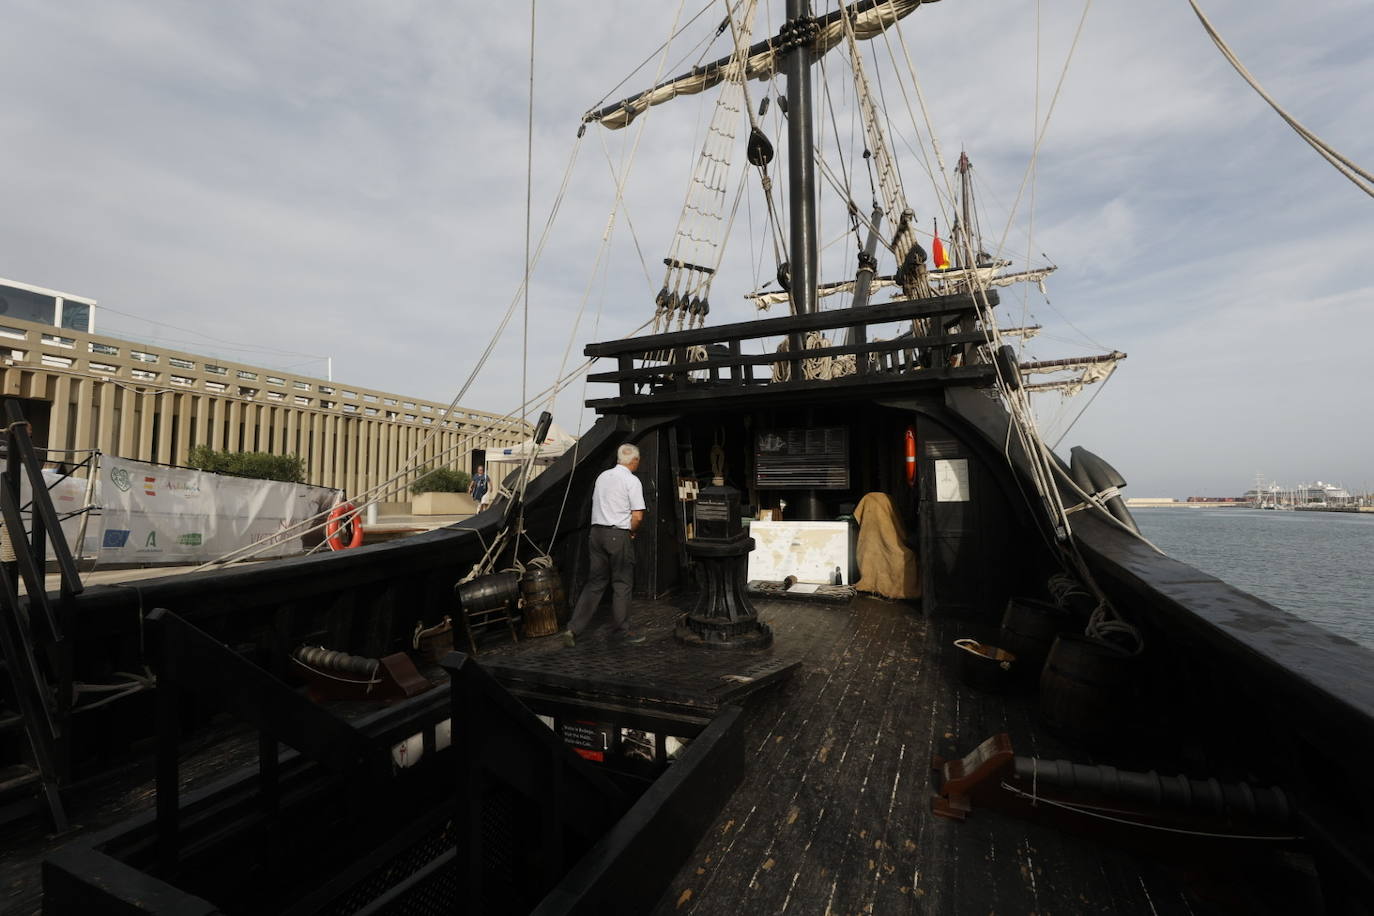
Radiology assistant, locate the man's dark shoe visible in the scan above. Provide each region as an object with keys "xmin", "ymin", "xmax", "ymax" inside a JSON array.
[
  {"xmin": 621, "ymin": 634, "xmax": 647, "ymax": 645},
  {"xmin": 562, "ymin": 630, "xmax": 576, "ymax": 648}
]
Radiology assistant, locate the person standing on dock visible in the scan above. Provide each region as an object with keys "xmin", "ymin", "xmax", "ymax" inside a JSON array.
[
  {"xmin": 469, "ymin": 465, "xmax": 490, "ymax": 509},
  {"xmin": 563, "ymin": 444, "xmax": 646, "ymax": 646}
]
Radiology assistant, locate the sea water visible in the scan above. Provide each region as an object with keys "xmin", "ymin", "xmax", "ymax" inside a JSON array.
[{"xmin": 1132, "ymin": 507, "xmax": 1374, "ymax": 650}]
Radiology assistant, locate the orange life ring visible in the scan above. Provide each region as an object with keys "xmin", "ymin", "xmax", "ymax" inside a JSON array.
[
  {"xmin": 326, "ymin": 502, "xmax": 365, "ymax": 550},
  {"xmin": 904, "ymin": 426, "xmax": 917, "ymax": 486}
]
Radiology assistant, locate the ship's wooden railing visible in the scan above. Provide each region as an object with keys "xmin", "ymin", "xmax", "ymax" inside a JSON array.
[
  {"xmin": 0, "ymin": 398, "xmax": 85, "ymax": 830},
  {"xmin": 582, "ymin": 290, "xmax": 1000, "ymax": 412},
  {"xmin": 1070, "ymin": 510, "xmax": 1374, "ymax": 906}
]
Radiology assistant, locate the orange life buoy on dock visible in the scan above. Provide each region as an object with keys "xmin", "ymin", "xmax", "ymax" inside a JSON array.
[
  {"xmin": 904, "ymin": 427, "xmax": 917, "ymax": 486},
  {"xmin": 326, "ymin": 502, "xmax": 365, "ymax": 550}
]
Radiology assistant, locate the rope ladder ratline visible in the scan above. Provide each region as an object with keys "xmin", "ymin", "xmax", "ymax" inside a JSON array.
[{"xmin": 655, "ymin": 0, "xmax": 761, "ymax": 335}]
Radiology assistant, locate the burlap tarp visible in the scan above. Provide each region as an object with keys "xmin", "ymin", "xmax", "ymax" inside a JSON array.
[{"xmin": 853, "ymin": 492, "xmax": 920, "ymax": 599}]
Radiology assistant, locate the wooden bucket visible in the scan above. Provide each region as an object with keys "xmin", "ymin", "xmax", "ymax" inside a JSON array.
[
  {"xmin": 520, "ymin": 565, "xmax": 567, "ymax": 638},
  {"xmin": 1038, "ymin": 633, "xmax": 1136, "ymax": 747},
  {"xmin": 953, "ymin": 638, "xmax": 1017, "ymax": 693}
]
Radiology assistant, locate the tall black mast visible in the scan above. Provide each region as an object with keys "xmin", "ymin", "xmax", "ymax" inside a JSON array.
[
  {"xmin": 957, "ymin": 151, "xmax": 972, "ymax": 269},
  {"xmin": 783, "ymin": 0, "xmax": 819, "ymax": 316}
]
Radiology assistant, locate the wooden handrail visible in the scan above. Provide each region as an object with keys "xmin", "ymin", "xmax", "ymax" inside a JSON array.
[
  {"xmin": 587, "ymin": 331, "xmax": 991, "ymax": 383},
  {"xmin": 583, "ymin": 290, "xmax": 996, "ymax": 358}
]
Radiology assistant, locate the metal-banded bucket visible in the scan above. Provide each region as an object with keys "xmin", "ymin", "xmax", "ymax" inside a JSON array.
[
  {"xmin": 456, "ymin": 572, "xmax": 522, "ymax": 614},
  {"xmin": 953, "ymin": 638, "xmax": 1017, "ymax": 693},
  {"xmin": 999, "ymin": 597, "xmax": 1070, "ymax": 683},
  {"xmin": 1038, "ymin": 633, "xmax": 1137, "ymax": 747},
  {"xmin": 520, "ymin": 565, "xmax": 567, "ymax": 638}
]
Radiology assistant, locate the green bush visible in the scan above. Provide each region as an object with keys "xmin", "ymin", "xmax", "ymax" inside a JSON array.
[
  {"xmin": 188, "ymin": 445, "xmax": 306, "ymax": 484},
  {"xmin": 410, "ymin": 468, "xmax": 472, "ymax": 495}
]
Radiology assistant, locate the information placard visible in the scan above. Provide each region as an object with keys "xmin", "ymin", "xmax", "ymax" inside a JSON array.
[{"xmin": 935, "ymin": 458, "xmax": 970, "ymax": 502}]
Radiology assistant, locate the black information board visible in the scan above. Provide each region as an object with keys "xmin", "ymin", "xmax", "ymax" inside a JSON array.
[
  {"xmin": 755, "ymin": 427, "xmax": 849, "ymax": 490},
  {"xmin": 559, "ymin": 719, "xmax": 614, "ymax": 762}
]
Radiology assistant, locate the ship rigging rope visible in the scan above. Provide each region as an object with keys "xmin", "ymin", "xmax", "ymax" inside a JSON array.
[
  {"xmin": 516, "ymin": 101, "xmax": 663, "ymax": 565},
  {"xmin": 837, "ymin": 0, "xmax": 919, "ymax": 263},
  {"xmin": 723, "ymin": 2, "xmax": 789, "ymax": 300},
  {"xmin": 495, "ymin": 0, "xmax": 703, "ymax": 567},
  {"xmin": 1050, "ymin": 362, "xmax": 1117, "ymax": 448},
  {"xmin": 659, "ymin": 0, "xmax": 762, "ymax": 334},
  {"xmin": 520, "ymin": 0, "xmax": 537, "ymax": 546},
  {"xmin": 598, "ymin": 133, "xmax": 658, "ymax": 292},
  {"xmin": 195, "ymin": 128, "xmax": 594, "ymax": 571},
  {"xmin": 404, "ymin": 0, "xmax": 693, "ymax": 549},
  {"xmin": 584, "ymin": 0, "xmax": 724, "ymax": 117},
  {"xmin": 1187, "ymin": 0, "xmax": 1374, "ymax": 198},
  {"xmin": 860, "ymin": 3, "xmax": 1146, "ymax": 647},
  {"xmin": 817, "ymin": 53, "xmax": 855, "ymax": 225},
  {"xmin": 992, "ymin": 0, "xmax": 1093, "ymax": 262},
  {"xmin": 202, "ymin": 165, "xmax": 664, "ymax": 575},
  {"xmin": 202, "ymin": 95, "xmax": 690, "ymax": 576},
  {"xmin": 199, "ymin": 324, "xmax": 649, "ymax": 571},
  {"xmin": 878, "ymin": 4, "xmax": 957, "ymax": 224},
  {"xmin": 954, "ymin": 224, "xmax": 1146, "ymax": 653},
  {"xmin": 1020, "ymin": 0, "xmax": 1044, "ymax": 357}
]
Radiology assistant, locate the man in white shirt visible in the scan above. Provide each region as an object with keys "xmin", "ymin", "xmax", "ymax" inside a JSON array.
[{"xmin": 563, "ymin": 443, "xmax": 646, "ymax": 646}]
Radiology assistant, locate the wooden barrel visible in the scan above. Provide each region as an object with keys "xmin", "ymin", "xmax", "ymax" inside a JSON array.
[
  {"xmin": 456, "ymin": 572, "xmax": 522, "ymax": 613},
  {"xmin": 999, "ymin": 597, "xmax": 1070, "ymax": 683},
  {"xmin": 1038, "ymin": 633, "xmax": 1136, "ymax": 746},
  {"xmin": 520, "ymin": 566, "xmax": 567, "ymax": 638}
]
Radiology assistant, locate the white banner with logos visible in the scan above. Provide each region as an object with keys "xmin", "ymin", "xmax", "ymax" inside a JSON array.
[{"xmin": 98, "ymin": 457, "xmax": 339, "ymax": 563}]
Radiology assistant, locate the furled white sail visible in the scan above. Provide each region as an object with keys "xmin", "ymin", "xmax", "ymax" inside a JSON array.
[{"xmin": 585, "ymin": 0, "xmax": 933, "ymax": 130}]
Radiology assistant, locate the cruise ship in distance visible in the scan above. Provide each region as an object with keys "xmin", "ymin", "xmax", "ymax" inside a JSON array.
[{"xmin": 1244, "ymin": 480, "xmax": 1354, "ymax": 508}]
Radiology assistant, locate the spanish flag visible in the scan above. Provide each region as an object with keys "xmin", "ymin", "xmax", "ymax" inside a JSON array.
[{"xmin": 932, "ymin": 220, "xmax": 949, "ymax": 270}]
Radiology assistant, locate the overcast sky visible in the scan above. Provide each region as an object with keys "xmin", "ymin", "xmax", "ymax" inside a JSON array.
[{"xmin": 1, "ymin": 1, "xmax": 1369, "ymax": 497}]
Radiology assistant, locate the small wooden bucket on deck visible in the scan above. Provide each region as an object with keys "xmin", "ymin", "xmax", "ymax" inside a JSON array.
[{"xmin": 520, "ymin": 565, "xmax": 568, "ymax": 638}]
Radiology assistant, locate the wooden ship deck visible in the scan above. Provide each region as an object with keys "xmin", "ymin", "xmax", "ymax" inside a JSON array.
[
  {"xmin": 476, "ymin": 594, "xmax": 1247, "ymax": 914},
  {"xmin": 8, "ymin": 589, "xmax": 1281, "ymax": 915}
]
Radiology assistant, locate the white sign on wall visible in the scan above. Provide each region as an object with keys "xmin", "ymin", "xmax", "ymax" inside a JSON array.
[{"xmin": 935, "ymin": 458, "xmax": 970, "ymax": 502}]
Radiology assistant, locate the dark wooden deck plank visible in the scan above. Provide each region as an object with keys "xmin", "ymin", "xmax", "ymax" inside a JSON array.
[
  {"xmin": 710, "ymin": 612, "xmax": 879, "ymax": 908},
  {"xmin": 780, "ymin": 601, "xmax": 910, "ymax": 911},
  {"xmin": 648, "ymin": 596, "xmax": 1203, "ymax": 915},
  {"xmin": 656, "ymin": 600, "xmax": 864, "ymax": 911},
  {"xmin": 729, "ymin": 595, "xmax": 894, "ymax": 912}
]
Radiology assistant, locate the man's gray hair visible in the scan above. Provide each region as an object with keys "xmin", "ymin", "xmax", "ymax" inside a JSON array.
[{"xmin": 616, "ymin": 443, "xmax": 640, "ymax": 465}]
